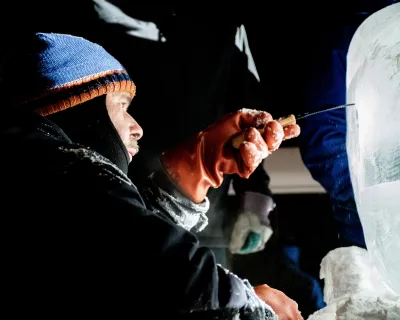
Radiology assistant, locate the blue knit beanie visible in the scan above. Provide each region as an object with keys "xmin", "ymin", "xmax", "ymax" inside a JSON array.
[{"xmin": 2, "ymin": 32, "xmax": 135, "ymax": 116}]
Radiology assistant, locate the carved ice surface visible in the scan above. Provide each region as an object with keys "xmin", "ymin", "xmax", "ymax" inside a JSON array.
[{"xmin": 346, "ymin": 3, "xmax": 400, "ymax": 295}]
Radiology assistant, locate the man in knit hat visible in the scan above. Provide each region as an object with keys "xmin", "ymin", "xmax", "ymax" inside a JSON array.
[{"xmin": 0, "ymin": 32, "xmax": 302, "ymax": 319}]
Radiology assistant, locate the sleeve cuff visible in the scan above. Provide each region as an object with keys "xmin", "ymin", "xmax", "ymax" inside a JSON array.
[{"xmin": 148, "ymin": 168, "xmax": 209, "ymax": 232}]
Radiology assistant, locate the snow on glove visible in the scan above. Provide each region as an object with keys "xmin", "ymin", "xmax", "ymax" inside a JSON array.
[{"xmin": 161, "ymin": 108, "xmax": 300, "ymax": 203}]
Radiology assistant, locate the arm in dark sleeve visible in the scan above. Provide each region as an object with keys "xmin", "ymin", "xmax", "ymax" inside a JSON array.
[
  {"xmin": 231, "ymin": 159, "xmax": 275, "ymax": 219},
  {"xmin": 83, "ymin": 163, "xmax": 276, "ymax": 319},
  {"xmin": 232, "ymin": 160, "xmax": 272, "ymax": 198},
  {"xmin": 298, "ymin": 33, "xmax": 366, "ymax": 248},
  {"xmin": 299, "ymin": 47, "xmax": 350, "ymax": 198}
]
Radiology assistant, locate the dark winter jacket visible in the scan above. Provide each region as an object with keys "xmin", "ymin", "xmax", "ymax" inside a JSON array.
[
  {"xmin": 2, "ymin": 1, "xmax": 275, "ymax": 248},
  {"xmin": 0, "ymin": 110, "xmax": 276, "ymax": 319}
]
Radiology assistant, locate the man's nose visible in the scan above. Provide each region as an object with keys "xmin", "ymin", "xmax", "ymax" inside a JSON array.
[{"xmin": 131, "ymin": 118, "xmax": 143, "ymax": 140}]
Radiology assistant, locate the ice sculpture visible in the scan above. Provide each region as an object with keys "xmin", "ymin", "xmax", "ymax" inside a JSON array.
[
  {"xmin": 346, "ymin": 2, "xmax": 400, "ymax": 295},
  {"xmin": 307, "ymin": 247, "xmax": 400, "ymax": 319}
]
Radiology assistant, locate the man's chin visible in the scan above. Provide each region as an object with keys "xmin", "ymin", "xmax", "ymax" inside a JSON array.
[{"xmin": 127, "ymin": 148, "xmax": 139, "ymax": 161}]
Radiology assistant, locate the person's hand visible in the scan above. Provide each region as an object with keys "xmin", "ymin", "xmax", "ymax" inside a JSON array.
[
  {"xmin": 254, "ymin": 284, "xmax": 303, "ymax": 320},
  {"xmin": 161, "ymin": 109, "xmax": 300, "ymax": 203}
]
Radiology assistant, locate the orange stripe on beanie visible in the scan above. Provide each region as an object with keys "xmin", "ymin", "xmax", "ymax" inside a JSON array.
[{"xmin": 2, "ymin": 33, "xmax": 135, "ymax": 115}]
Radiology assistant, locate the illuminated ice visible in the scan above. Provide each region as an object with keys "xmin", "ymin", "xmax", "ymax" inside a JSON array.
[{"xmin": 346, "ymin": 3, "xmax": 400, "ymax": 295}]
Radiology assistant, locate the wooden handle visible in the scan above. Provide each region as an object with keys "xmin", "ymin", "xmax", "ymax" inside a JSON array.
[{"xmin": 231, "ymin": 114, "xmax": 296, "ymax": 149}]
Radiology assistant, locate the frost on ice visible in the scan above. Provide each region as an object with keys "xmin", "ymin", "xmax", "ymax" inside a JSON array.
[
  {"xmin": 307, "ymin": 247, "xmax": 400, "ymax": 320},
  {"xmin": 346, "ymin": 2, "xmax": 400, "ymax": 295},
  {"xmin": 308, "ymin": 3, "xmax": 400, "ymax": 319}
]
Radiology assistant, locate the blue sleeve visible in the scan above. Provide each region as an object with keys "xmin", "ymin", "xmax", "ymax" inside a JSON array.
[
  {"xmin": 299, "ymin": 34, "xmax": 366, "ymax": 248},
  {"xmin": 300, "ymin": 49, "xmax": 350, "ymax": 199}
]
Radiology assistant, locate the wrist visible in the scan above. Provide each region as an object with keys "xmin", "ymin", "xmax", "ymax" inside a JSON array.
[{"xmin": 161, "ymin": 133, "xmax": 220, "ymax": 203}]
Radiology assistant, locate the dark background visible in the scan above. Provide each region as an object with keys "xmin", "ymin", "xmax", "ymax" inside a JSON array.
[
  {"xmin": 1, "ymin": 1, "xmax": 396, "ymax": 317},
  {"xmin": 2, "ymin": 1, "xmax": 396, "ymax": 130}
]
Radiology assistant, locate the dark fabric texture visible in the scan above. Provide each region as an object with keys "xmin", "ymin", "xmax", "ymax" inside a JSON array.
[
  {"xmin": 0, "ymin": 109, "xmax": 275, "ymax": 319},
  {"xmin": 299, "ymin": 23, "xmax": 366, "ymax": 249}
]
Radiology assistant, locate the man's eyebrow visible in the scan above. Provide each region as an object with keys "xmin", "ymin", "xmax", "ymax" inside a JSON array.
[
  {"xmin": 124, "ymin": 96, "xmax": 132, "ymax": 104},
  {"xmin": 121, "ymin": 94, "xmax": 133, "ymax": 107}
]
